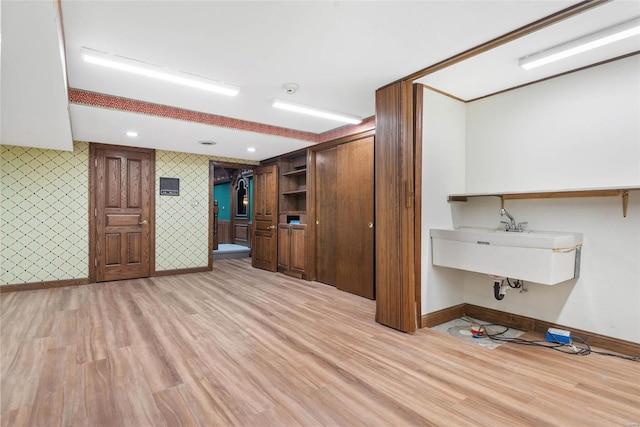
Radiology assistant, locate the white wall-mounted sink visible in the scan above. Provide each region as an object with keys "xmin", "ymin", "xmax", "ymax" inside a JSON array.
[{"xmin": 430, "ymin": 226, "xmax": 583, "ymax": 285}]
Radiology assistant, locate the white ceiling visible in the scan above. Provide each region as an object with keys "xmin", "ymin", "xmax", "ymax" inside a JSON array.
[
  {"xmin": 416, "ymin": 1, "xmax": 640, "ymax": 100},
  {"xmin": 2, "ymin": 1, "xmax": 639, "ymax": 161}
]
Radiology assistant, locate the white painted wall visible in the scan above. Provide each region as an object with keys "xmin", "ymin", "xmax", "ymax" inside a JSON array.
[
  {"xmin": 422, "ymin": 55, "xmax": 640, "ymax": 343},
  {"xmin": 465, "ymin": 55, "xmax": 640, "ymax": 193},
  {"xmin": 460, "ymin": 195, "xmax": 640, "ymax": 343},
  {"xmin": 421, "ymin": 89, "xmax": 466, "ymax": 313}
]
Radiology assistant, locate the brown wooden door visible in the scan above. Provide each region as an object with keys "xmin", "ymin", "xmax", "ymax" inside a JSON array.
[
  {"xmin": 337, "ymin": 136, "xmax": 375, "ymax": 299},
  {"xmin": 314, "ymin": 147, "xmax": 338, "ymax": 286},
  {"xmin": 252, "ymin": 165, "xmax": 278, "ymax": 271},
  {"xmin": 94, "ymin": 146, "xmax": 153, "ymax": 282}
]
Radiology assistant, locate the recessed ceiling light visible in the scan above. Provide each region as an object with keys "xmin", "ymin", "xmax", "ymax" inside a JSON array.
[
  {"xmin": 126, "ymin": 131, "xmax": 138, "ymax": 137},
  {"xmin": 82, "ymin": 47, "xmax": 239, "ymax": 96},
  {"xmin": 272, "ymin": 98, "xmax": 362, "ymax": 125},
  {"xmin": 247, "ymin": 147, "xmax": 256, "ymax": 152},
  {"xmin": 199, "ymin": 140, "xmax": 217, "ymax": 146}
]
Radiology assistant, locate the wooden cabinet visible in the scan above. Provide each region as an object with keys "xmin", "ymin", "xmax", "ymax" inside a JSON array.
[
  {"xmin": 276, "ymin": 151, "xmax": 309, "ymax": 279},
  {"xmin": 278, "ymin": 223, "xmax": 307, "ymax": 278}
]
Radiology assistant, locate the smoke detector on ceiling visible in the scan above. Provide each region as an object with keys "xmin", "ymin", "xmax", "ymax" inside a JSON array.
[{"xmin": 282, "ymin": 83, "xmax": 299, "ymax": 95}]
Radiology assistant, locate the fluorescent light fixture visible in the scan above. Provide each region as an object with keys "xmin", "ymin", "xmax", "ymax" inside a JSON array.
[
  {"xmin": 82, "ymin": 48, "xmax": 239, "ymax": 96},
  {"xmin": 519, "ymin": 18, "xmax": 640, "ymax": 70},
  {"xmin": 247, "ymin": 147, "xmax": 256, "ymax": 152},
  {"xmin": 126, "ymin": 131, "xmax": 138, "ymax": 137},
  {"xmin": 272, "ymin": 98, "xmax": 362, "ymax": 125}
]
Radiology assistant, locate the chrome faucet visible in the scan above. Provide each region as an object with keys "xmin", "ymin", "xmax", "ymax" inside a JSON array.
[{"xmin": 500, "ymin": 208, "xmax": 518, "ymax": 231}]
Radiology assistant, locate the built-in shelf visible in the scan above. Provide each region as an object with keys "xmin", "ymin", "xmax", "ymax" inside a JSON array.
[
  {"xmin": 282, "ymin": 168, "xmax": 307, "ymax": 177},
  {"xmin": 282, "ymin": 189, "xmax": 307, "ymax": 196},
  {"xmin": 279, "ymin": 152, "xmax": 308, "ymax": 214},
  {"xmin": 447, "ymin": 186, "xmax": 640, "ymax": 217},
  {"xmin": 279, "ymin": 210, "xmax": 306, "ymax": 215}
]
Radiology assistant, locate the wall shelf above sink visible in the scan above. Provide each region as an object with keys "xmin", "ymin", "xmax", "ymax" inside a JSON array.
[{"xmin": 447, "ymin": 186, "xmax": 640, "ymax": 217}]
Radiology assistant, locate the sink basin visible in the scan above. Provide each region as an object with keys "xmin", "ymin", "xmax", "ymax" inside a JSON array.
[{"xmin": 430, "ymin": 226, "xmax": 583, "ymax": 285}]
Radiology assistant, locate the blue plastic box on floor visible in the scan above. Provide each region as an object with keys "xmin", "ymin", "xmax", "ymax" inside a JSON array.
[{"xmin": 545, "ymin": 327, "xmax": 572, "ymax": 344}]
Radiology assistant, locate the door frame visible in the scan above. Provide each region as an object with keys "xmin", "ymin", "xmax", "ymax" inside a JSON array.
[
  {"xmin": 230, "ymin": 173, "xmax": 251, "ymax": 246},
  {"xmin": 210, "ymin": 161, "xmax": 257, "ymax": 250},
  {"xmin": 89, "ymin": 143, "xmax": 156, "ymax": 283}
]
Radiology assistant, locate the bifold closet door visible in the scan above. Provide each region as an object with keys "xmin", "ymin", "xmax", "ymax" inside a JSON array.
[
  {"xmin": 336, "ymin": 136, "xmax": 375, "ymax": 299},
  {"xmin": 314, "ymin": 147, "xmax": 338, "ymax": 285}
]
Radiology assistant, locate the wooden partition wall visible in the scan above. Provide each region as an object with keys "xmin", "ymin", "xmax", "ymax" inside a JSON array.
[
  {"xmin": 374, "ymin": 81, "xmax": 416, "ymax": 332},
  {"xmin": 310, "ymin": 135, "xmax": 375, "ymax": 299}
]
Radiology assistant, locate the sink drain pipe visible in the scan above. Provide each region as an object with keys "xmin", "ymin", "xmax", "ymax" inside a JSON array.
[{"xmin": 493, "ymin": 281, "xmax": 505, "ymax": 300}]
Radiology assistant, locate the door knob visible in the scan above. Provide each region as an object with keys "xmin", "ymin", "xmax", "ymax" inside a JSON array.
[
  {"xmin": 139, "ymin": 220, "xmax": 148, "ymax": 225},
  {"xmin": 268, "ymin": 225, "xmax": 276, "ymax": 230},
  {"xmin": 368, "ymin": 222, "xmax": 374, "ymax": 229}
]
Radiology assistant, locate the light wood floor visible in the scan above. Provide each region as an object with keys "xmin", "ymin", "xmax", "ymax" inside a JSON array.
[{"xmin": 1, "ymin": 259, "xmax": 639, "ymax": 426}]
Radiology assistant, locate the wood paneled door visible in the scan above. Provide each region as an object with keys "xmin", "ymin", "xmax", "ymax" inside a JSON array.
[
  {"xmin": 314, "ymin": 147, "xmax": 338, "ymax": 285},
  {"xmin": 313, "ymin": 136, "xmax": 375, "ymax": 299},
  {"xmin": 252, "ymin": 165, "xmax": 278, "ymax": 271},
  {"xmin": 336, "ymin": 136, "xmax": 375, "ymax": 299},
  {"xmin": 90, "ymin": 144, "xmax": 155, "ymax": 282}
]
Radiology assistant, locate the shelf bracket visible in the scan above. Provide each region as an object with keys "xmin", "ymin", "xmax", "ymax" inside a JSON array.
[{"xmin": 622, "ymin": 190, "xmax": 629, "ymax": 218}]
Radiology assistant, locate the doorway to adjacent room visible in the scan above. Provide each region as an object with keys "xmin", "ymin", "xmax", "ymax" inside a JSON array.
[{"xmin": 212, "ymin": 162, "xmax": 254, "ymax": 260}]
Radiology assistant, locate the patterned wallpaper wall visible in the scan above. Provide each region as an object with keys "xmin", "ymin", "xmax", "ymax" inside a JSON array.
[
  {"xmin": 156, "ymin": 150, "xmax": 210, "ymax": 271},
  {"xmin": 1, "ymin": 142, "xmax": 251, "ymax": 285},
  {"xmin": 1, "ymin": 142, "xmax": 89, "ymax": 285}
]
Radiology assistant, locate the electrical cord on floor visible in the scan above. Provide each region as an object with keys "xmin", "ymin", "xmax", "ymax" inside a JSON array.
[{"xmin": 458, "ymin": 317, "xmax": 640, "ymax": 362}]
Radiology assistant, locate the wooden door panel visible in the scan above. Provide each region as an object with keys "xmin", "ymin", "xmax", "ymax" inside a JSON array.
[
  {"xmin": 252, "ymin": 165, "xmax": 278, "ymax": 271},
  {"xmin": 105, "ymin": 234, "xmax": 120, "ymax": 265},
  {"xmin": 105, "ymin": 157, "xmax": 122, "ymax": 207},
  {"xmin": 127, "ymin": 232, "xmax": 141, "ymax": 263},
  {"xmin": 127, "ymin": 159, "xmax": 142, "ymax": 208},
  {"xmin": 95, "ymin": 147, "xmax": 152, "ymax": 282},
  {"xmin": 277, "ymin": 224, "xmax": 289, "ymax": 270},
  {"xmin": 253, "ymin": 232, "xmax": 274, "ymax": 266},
  {"xmin": 314, "ymin": 147, "xmax": 338, "ymax": 286},
  {"xmin": 106, "ymin": 214, "xmax": 141, "ymax": 227},
  {"xmin": 290, "ymin": 225, "xmax": 307, "ymax": 274},
  {"xmin": 337, "ymin": 137, "xmax": 375, "ymax": 299},
  {"xmin": 234, "ymin": 224, "xmax": 248, "ymax": 242}
]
